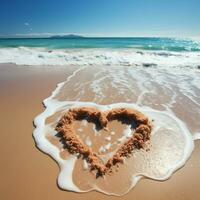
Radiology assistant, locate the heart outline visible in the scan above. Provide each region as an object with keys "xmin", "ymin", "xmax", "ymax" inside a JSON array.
[{"xmin": 56, "ymin": 107, "xmax": 152, "ymax": 176}]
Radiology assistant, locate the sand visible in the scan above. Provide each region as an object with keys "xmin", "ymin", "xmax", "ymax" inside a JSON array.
[
  {"xmin": 56, "ymin": 107, "xmax": 151, "ymax": 175},
  {"xmin": 0, "ymin": 63, "xmax": 200, "ymax": 200}
]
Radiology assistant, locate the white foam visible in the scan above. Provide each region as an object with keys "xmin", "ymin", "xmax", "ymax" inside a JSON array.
[
  {"xmin": 32, "ymin": 63, "xmax": 197, "ymax": 196},
  {"xmin": 104, "ymin": 143, "xmax": 112, "ymax": 151},
  {"xmin": 116, "ymin": 126, "xmax": 132, "ymax": 144},
  {"xmin": 81, "ymin": 120, "xmax": 88, "ymax": 127},
  {"xmin": 34, "ymin": 98, "xmax": 194, "ymax": 195},
  {"xmin": 58, "ymin": 156, "xmax": 80, "ymax": 191},
  {"xmin": 83, "ymin": 159, "xmax": 89, "ymax": 170},
  {"xmin": 99, "ymin": 146, "xmax": 106, "ymax": 153},
  {"xmin": 123, "ymin": 125, "xmax": 132, "ymax": 138},
  {"xmin": 1, "ymin": 47, "xmax": 200, "ymax": 68},
  {"xmin": 105, "ymin": 136, "xmax": 111, "ymax": 141},
  {"xmin": 85, "ymin": 136, "xmax": 92, "ymax": 147}
]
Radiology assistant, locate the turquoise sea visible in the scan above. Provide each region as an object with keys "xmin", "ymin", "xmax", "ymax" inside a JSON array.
[
  {"xmin": 0, "ymin": 37, "xmax": 200, "ymax": 67},
  {"xmin": 0, "ymin": 37, "xmax": 200, "ymax": 52}
]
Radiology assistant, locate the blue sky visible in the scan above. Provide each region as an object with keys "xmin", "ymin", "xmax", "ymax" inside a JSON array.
[{"xmin": 0, "ymin": 0, "xmax": 200, "ymax": 37}]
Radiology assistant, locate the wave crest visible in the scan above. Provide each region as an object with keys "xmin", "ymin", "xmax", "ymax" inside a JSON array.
[{"xmin": 0, "ymin": 47, "xmax": 200, "ymax": 68}]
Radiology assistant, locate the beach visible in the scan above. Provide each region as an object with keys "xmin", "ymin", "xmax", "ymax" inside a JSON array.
[
  {"xmin": 1, "ymin": 63, "xmax": 200, "ymax": 199},
  {"xmin": 1, "ymin": 0, "xmax": 200, "ymax": 197}
]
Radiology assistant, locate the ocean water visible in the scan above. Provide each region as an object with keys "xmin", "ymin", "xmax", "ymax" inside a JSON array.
[
  {"xmin": 0, "ymin": 37, "xmax": 200, "ymax": 51},
  {"xmin": 0, "ymin": 37, "xmax": 200, "ymax": 67},
  {"xmin": 1, "ymin": 37, "xmax": 199, "ymax": 195}
]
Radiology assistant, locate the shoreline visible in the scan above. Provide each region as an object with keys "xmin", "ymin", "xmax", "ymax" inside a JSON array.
[{"xmin": 1, "ymin": 63, "xmax": 200, "ymax": 199}]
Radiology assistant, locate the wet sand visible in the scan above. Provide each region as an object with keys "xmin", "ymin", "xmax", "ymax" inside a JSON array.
[{"xmin": 1, "ymin": 63, "xmax": 200, "ymax": 200}]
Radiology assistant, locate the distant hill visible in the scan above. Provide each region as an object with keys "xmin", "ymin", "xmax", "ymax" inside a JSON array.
[{"xmin": 50, "ymin": 34, "xmax": 84, "ymax": 39}]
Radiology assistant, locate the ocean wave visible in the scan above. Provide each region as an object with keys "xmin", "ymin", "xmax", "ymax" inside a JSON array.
[{"xmin": 0, "ymin": 47, "xmax": 200, "ymax": 68}]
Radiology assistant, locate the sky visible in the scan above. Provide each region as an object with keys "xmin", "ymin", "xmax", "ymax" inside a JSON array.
[{"xmin": 0, "ymin": 0, "xmax": 200, "ymax": 37}]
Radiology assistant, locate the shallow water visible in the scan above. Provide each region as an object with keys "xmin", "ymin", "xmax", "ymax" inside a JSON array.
[{"xmin": 33, "ymin": 64, "xmax": 200, "ymax": 196}]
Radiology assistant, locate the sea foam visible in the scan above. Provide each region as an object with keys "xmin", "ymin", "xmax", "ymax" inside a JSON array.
[
  {"xmin": 34, "ymin": 100, "xmax": 194, "ymax": 195},
  {"xmin": 0, "ymin": 47, "xmax": 200, "ymax": 68},
  {"xmin": 33, "ymin": 65, "xmax": 199, "ymax": 195}
]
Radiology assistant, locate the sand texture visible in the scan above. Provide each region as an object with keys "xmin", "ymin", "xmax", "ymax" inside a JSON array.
[{"xmin": 1, "ymin": 64, "xmax": 200, "ymax": 199}]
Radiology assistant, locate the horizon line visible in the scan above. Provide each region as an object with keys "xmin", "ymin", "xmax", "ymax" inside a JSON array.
[
  {"xmin": 0, "ymin": 35, "xmax": 198, "ymax": 40},
  {"xmin": 0, "ymin": 32, "xmax": 199, "ymax": 40}
]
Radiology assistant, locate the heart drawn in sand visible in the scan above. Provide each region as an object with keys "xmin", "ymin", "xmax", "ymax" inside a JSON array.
[{"xmin": 55, "ymin": 107, "xmax": 152, "ymax": 176}]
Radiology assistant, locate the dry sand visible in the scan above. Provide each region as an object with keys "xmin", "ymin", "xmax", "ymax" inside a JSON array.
[{"xmin": 0, "ymin": 63, "xmax": 200, "ymax": 200}]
